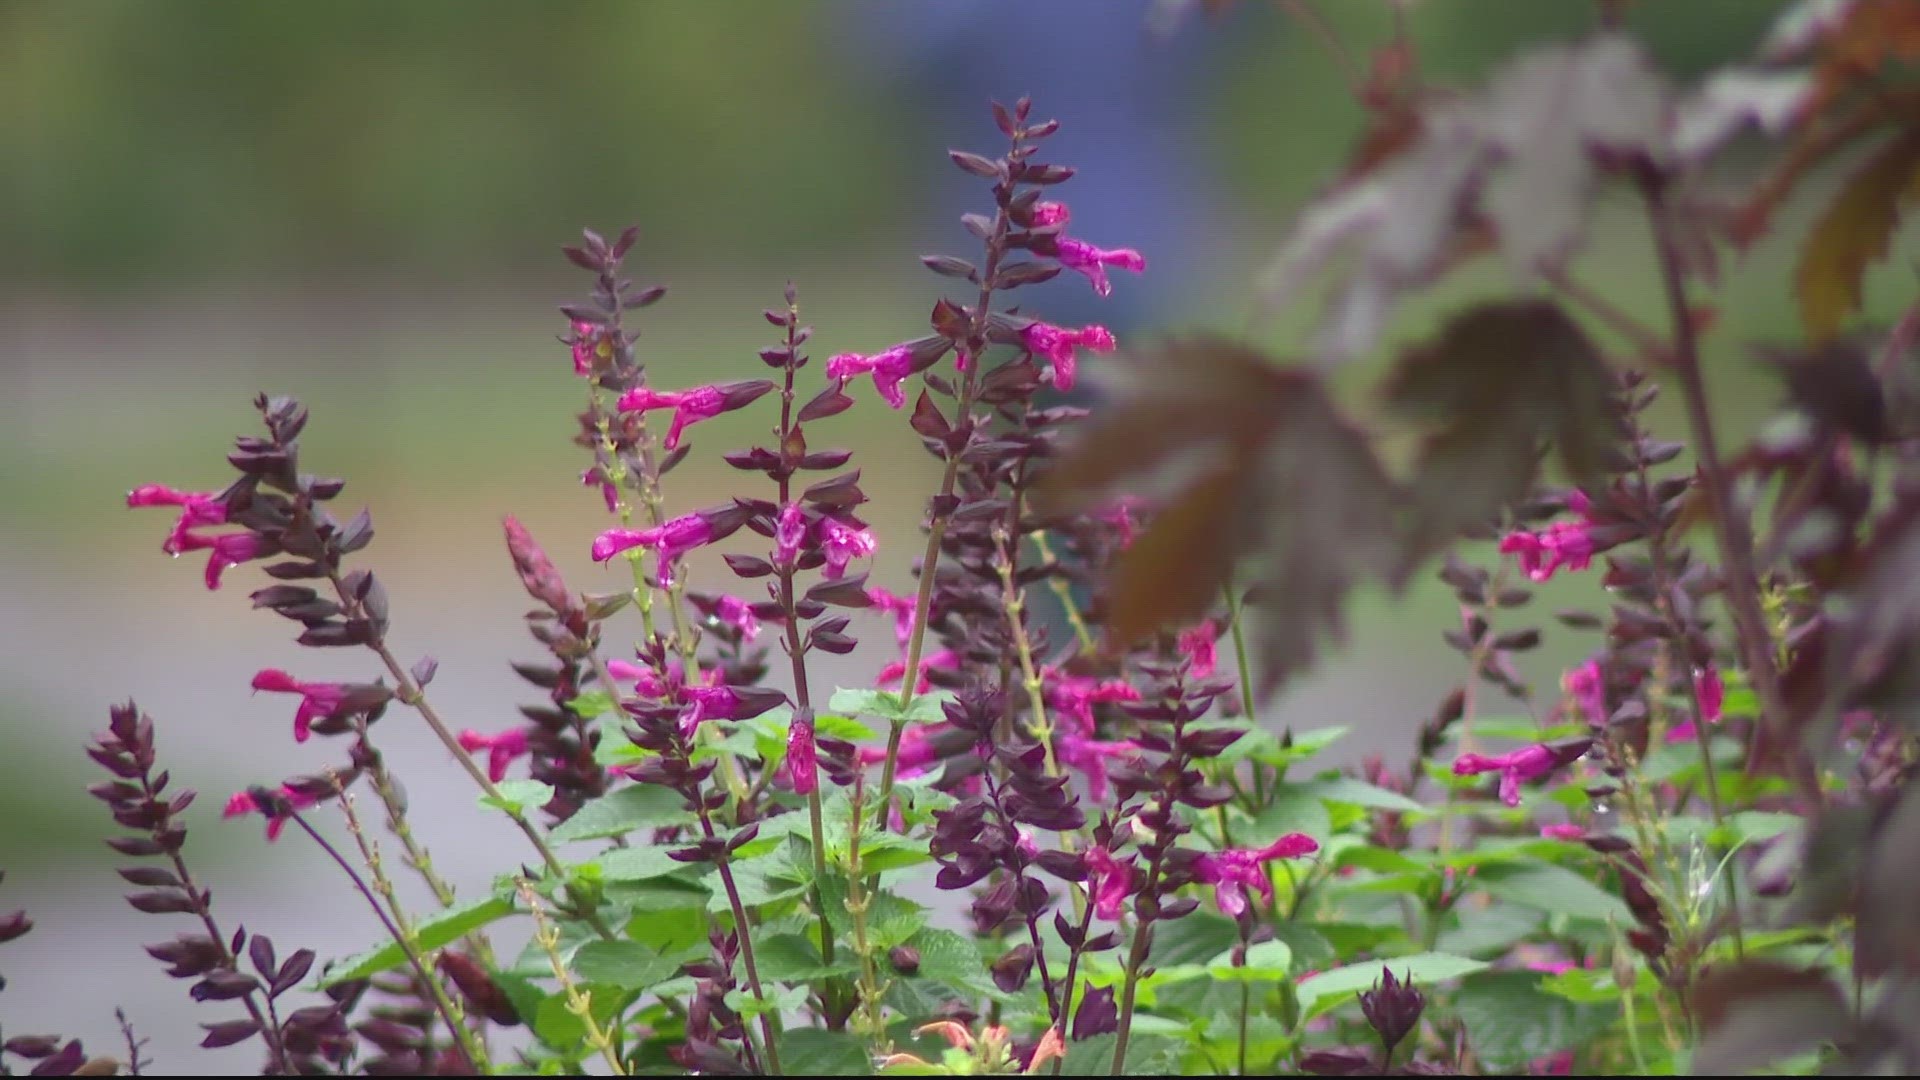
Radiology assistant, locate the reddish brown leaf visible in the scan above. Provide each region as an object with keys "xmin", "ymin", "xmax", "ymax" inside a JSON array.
[
  {"xmin": 1108, "ymin": 467, "xmax": 1241, "ymax": 649},
  {"xmin": 1797, "ymin": 129, "xmax": 1920, "ymax": 341}
]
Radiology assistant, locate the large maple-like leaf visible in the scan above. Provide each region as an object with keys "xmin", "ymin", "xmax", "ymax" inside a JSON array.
[
  {"xmin": 1797, "ymin": 130, "xmax": 1920, "ymax": 341},
  {"xmin": 1383, "ymin": 300, "xmax": 1621, "ymax": 569},
  {"xmin": 1039, "ymin": 339, "xmax": 1399, "ymax": 696}
]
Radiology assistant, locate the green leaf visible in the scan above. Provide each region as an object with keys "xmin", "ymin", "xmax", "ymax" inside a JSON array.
[
  {"xmin": 828, "ymin": 687, "xmax": 948, "ymax": 724},
  {"xmin": 570, "ymin": 939, "xmax": 684, "ymax": 990},
  {"xmin": 815, "ymin": 713, "xmax": 882, "ymax": 742},
  {"xmin": 1058, "ymin": 1033, "xmax": 1182, "ymax": 1075},
  {"xmin": 533, "ymin": 983, "xmax": 636, "ymax": 1049},
  {"xmin": 779, "ymin": 1028, "xmax": 874, "ymax": 1076},
  {"xmin": 1299, "ymin": 777, "xmax": 1425, "ymax": 814},
  {"xmin": 319, "ymin": 895, "xmax": 516, "ymax": 987},
  {"xmin": 1208, "ymin": 938, "xmax": 1292, "ymax": 982},
  {"xmin": 903, "ymin": 928, "xmax": 1002, "ymax": 1000},
  {"xmin": 753, "ymin": 933, "xmax": 859, "ymax": 982},
  {"xmin": 1256, "ymin": 724, "xmax": 1350, "ymax": 767},
  {"xmin": 1453, "ymin": 971, "xmax": 1614, "ymax": 1072},
  {"xmin": 1144, "ymin": 912, "xmax": 1244, "ymax": 966},
  {"xmin": 550, "ymin": 784, "xmax": 692, "ymax": 843},
  {"xmin": 482, "ymin": 779, "xmax": 555, "ymax": 814},
  {"xmin": 566, "ymin": 690, "xmax": 616, "ymax": 720},
  {"xmin": 1473, "ymin": 861, "xmax": 1631, "ymax": 923},
  {"xmin": 1250, "ymin": 786, "xmax": 1332, "ymax": 847},
  {"xmin": 596, "ymin": 846, "xmax": 693, "ymax": 883},
  {"xmin": 1295, "ymin": 953, "xmax": 1489, "ymax": 1022},
  {"xmin": 725, "ymin": 983, "xmax": 809, "ymax": 1018}
]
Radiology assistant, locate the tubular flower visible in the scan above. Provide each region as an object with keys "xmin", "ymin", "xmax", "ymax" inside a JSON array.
[
  {"xmin": 1177, "ymin": 619, "xmax": 1220, "ymax": 679},
  {"xmin": 1669, "ymin": 664, "xmax": 1726, "ymax": 744},
  {"xmin": 569, "ymin": 321, "xmax": 606, "ymax": 376},
  {"xmin": 1085, "ymin": 844, "xmax": 1140, "ymax": 920},
  {"xmin": 581, "ymin": 465, "xmax": 619, "ymax": 513},
  {"xmin": 223, "ymin": 785, "xmax": 320, "ymax": 842},
  {"xmin": 1044, "ymin": 670, "xmax": 1140, "ymax": 738},
  {"xmin": 606, "ymin": 658, "xmax": 680, "ymax": 699},
  {"xmin": 457, "ymin": 728, "xmax": 533, "ymax": 783},
  {"xmin": 591, "ymin": 513, "xmax": 717, "ymax": 580},
  {"xmin": 1019, "ymin": 321, "xmax": 1115, "ymax": 391},
  {"xmin": 1499, "ymin": 491, "xmax": 1599, "ymax": 582},
  {"xmin": 1194, "ymin": 833, "xmax": 1320, "ymax": 918},
  {"xmin": 1099, "ymin": 497, "xmax": 1144, "ymax": 548},
  {"xmin": 1030, "ymin": 201, "xmax": 1070, "ymax": 228},
  {"xmin": 1055, "ymin": 237, "xmax": 1146, "ymax": 298},
  {"xmin": 787, "ymin": 716, "xmax": 818, "ymax": 795},
  {"xmin": 1540, "ymin": 823, "xmax": 1587, "ymax": 841},
  {"xmin": 711, "ymin": 594, "xmax": 761, "ymax": 641},
  {"xmin": 818, "ymin": 518, "xmax": 877, "ymax": 579},
  {"xmin": 251, "ymin": 668, "xmax": 347, "ymax": 743},
  {"xmin": 857, "ymin": 721, "xmax": 948, "ymax": 774},
  {"xmin": 1453, "ymin": 740, "xmax": 1590, "ymax": 807},
  {"xmin": 171, "ymin": 529, "xmax": 265, "ymax": 590},
  {"xmin": 774, "ymin": 502, "xmax": 809, "ymax": 566},
  {"xmin": 1563, "ymin": 659, "xmax": 1608, "ymax": 723},
  {"xmin": 878, "ymin": 648, "xmax": 960, "ymax": 695},
  {"xmin": 127, "ymin": 484, "xmax": 228, "ymax": 555},
  {"xmin": 676, "ymin": 683, "xmax": 785, "ymax": 739},
  {"xmin": 616, "ymin": 381, "xmax": 769, "ymax": 451},
  {"xmin": 826, "ymin": 344, "xmax": 915, "ymax": 409},
  {"xmin": 866, "ymin": 586, "xmax": 919, "ymax": 649},
  {"xmin": 1056, "ymin": 732, "xmax": 1138, "ymax": 802}
]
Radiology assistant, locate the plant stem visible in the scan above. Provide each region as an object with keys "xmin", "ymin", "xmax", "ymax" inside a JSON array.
[
  {"xmin": 1109, "ymin": 841, "xmax": 1170, "ymax": 1075},
  {"xmin": 1050, "ymin": 897, "xmax": 1098, "ymax": 1077},
  {"xmin": 1032, "ymin": 530, "xmax": 1096, "ymax": 654},
  {"xmin": 1639, "ymin": 175, "xmax": 1825, "ymax": 811},
  {"xmin": 520, "ymin": 880, "xmax": 628, "ymax": 1076},
  {"xmin": 334, "ymin": 791, "xmax": 491, "ymax": 1071},
  {"xmin": 694, "ymin": 802, "xmax": 783, "ymax": 1075},
  {"xmin": 286, "ymin": 808, "xmax": 479, "ymax": 1072},
  {"xmin": 843, "ymin": 776, "xmax": 891, "ymax": 1048}
]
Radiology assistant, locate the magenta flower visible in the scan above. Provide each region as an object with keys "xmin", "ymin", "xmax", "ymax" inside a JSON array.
[
  {"xmin": 867, "ymin": 586, "xmax": 918, "ymax": 649},
  {"xmin": 127, "ymin": 484, "xmax": 228, "ymax": 555},
  {"xmin": 615, "ymin": 381, "xmax": 770, "ymax": 451},
  {"xmin": 1194, "ymin": 833, "xmax": 1320, "ymax": 918},
  {"xmin": 1030, "ymin": 201, "xmax": 1070, "ymax": 228},
  {"xmin": 878, "ymin": 648, "xmax": 959, "ymax": 695},
  {"xmin": 581, "ymin": 465, "xmax": 619, "ymax": 513},
  {"xmin": 592, "ymin": 513, "xmax": 717, "ymax": 577},
  {"xmin": 170, "ymin": 529, "xmax": 264, "ymax": 590},
  {"xmin": 712, "ymin": 594, "xmax": 761, "ymax": 641},
  {"xmin": 858, "ymin": 721, "xmax": 948, "ymax": 774},
  {"xmin": 1539, "ymin": 823, "xmax": 1587, "ymax": 842},
  {"xmin": 607, "ymin": 658, "xmax": 679, "ymax": 699},
  {"xmin": 827, "ymin": 344, "xmax": 915, "ymax": 409},
  {"xmin": 1019, "ymin": 321, "xmax": 1115, "ymax": 391},
  {"xmin": 676, "ymin": 683, "xmax": 785, "ymax": 739},
  {"xmin": 1563, "ymin": 660, "xmax": 1607, "ymax": 723},
  {"xmin": 1055, "ymin": 237, "xmax": 1146, "ymax": 298},
  {"xmin": 787, "ymin": 716, "xmax": 818, "ymax": 795},
  {"xmin": 819, "ymin": 518, "xmax": 877, "ymax": 579},
  {"xmin": 1099, "ymin": 498, "xmax": 1143, "ymax": 549},
  {"xmin": 1085, "ymin": 845, "xmax": 1140, "ymax": 920},
  {"xmin": 1453, "ymin": 741, "xmax": 1589, "ymax": 807},
  {"xmin": 251, "ymin": 669, "xmax": 347, "ymax": 743},
  {"xmin": 223, "ymin": 785, "xmax": 320, "ymax": 842},
  {"xmin": 569, "ymin": 321, "xmax": 602, "ymax": 376},
  {"xmin": 1056, "ymin": 731, "xmax": 1137, "ymax": 801},
  {"xmin": 1694, "ymin": 665, "xmax": 1724, "ymax": 723},
  {"xmin": 457, "ymin": 728, "xmax": 533, "ymax": 783},
  {"xmin": 1044, "ymin": 671, "xmax": 1140, "ymax": 738},
  {"xmin": 1499, "ymin": 491, "xmax": 1599, "ymax": 583},
  {"xmin": 1177, "ymin": 620, "xmax": 1219, "ymax": 679},
  {"xmin": 775, "ymin": 502, "xmax": 808, "ymax": 566}
]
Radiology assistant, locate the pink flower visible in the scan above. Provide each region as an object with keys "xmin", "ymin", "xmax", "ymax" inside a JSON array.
[
  {"xmin": 251, "ymin": 669, "xmax": 347, "ymax": 743},
  {"xmin": 607, "ymin": 658, "xmax": 679, "ymax": 699},
  {"xmin": 127, "ymin": 484, "xmax": 229, "ymax": 555},
  {"xmin": 570, "ymin": 321, "xmax": 602, "ymax": 376},
  {"xmin": 827, "ymin": 344, "xmax": 915, "ymax": 409},
  {"xmin": 616, "ymin": 382, "xmax": 773, "ymax": 451},
  {"xmin": 1019, "ymin": 322, "xmax": 1115, "ymax": 391},
  {"xmin": 1055, "ymin": 237, "xmax": 1146, "ymax": 298},
  {"xmin": 1540, "ymin": 823, "xmax": 1587, "ymax": 842},
  {"xmin": 582, "ymin": 466, "xmax": 619, "ymax": 513},
  {"xmin": 867, "ymin": 586, "xmax": 919, "ymax": 649},
  {"xmin": 170, "ymin": 530, "xmax": 264, "ymax": 590},
  {"xmin": 787, "ymin": 716, "xmax": 818, "ymax": 795},
  {"xmin": 1194, "ymin": 833, "xmax": 1320, "ymax": 918},
  {"xmin": 1085, "ymin": 845, "xmax": 1139, "ymax": 920},
  {"xmin": 1453, "ymin": 743, "xmax": 1581, "ymax": 807},
  {"xmin": 1693, "ymin": 665, "xmax": 1724, "ymax": 723},
  {"xmin": 711, "ymin": 595, "xmax": 761, "ymax": 641},
  {"xmin": 592, "ymin": 513, "xmax": 716, "ymax": 572},
  {"xmin": 1563, "ymin": 660, "xmax": 1607, "ymax": 723},
  {"xmin": 877, "ymin": 648, "xmax": 959, "ymax": 696},
  {"xmin": 1056, "ymin": 731, "xmax": 1137, "ymax": 801},
  {"xmin": 1499, "ymin": 491, "xmax": 1599, "ymax": 583},
  {"xmin": 775, "ymin": 502, "xmax": 808, "ymax": 565},
  {"xmin": 1177, "ymin": 620, "xmax": 1219, "ymax": 679},
  {"xmin": 1099, "ymin": 498, "xmax": 1143, "ymax": 549},
  {"xmin": 223, "ymin": 785, "xmax": 320, "ymax": 842},
  {"xmin": 819, "ymin": 519, "xmax": 877, "ymax": 579},
  {"xmin": 1531, "ymin": 1051, "xmax": 1575, "ymax": 1075},
  {"xmin": 858, "ymin": 721, "xmax": 949, "ymax": 773},
  {"xmin": 676, "ymin": 683, "xmax": 785, "ymax": 739},
  {"xmin": 1044, "ymin": 671, "xmax": 1140, "ymax": 738},
  {"xmin": 1030, "ymin": 201, "xmax": 1070, "ymax": 228},
  {"xmin": 457, "ymin": 728, "xmax": 533, "ymax": 783}
]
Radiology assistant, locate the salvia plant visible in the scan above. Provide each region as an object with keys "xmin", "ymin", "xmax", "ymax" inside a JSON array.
[{"xmin": 13, "ymin": 1, "xmax": 1920, "ymax": 1074}]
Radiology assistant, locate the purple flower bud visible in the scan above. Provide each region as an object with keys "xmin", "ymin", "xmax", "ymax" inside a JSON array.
[{"xmin": 1358, "ymin": 967, "xmax": 1425, "ymax": 1054}]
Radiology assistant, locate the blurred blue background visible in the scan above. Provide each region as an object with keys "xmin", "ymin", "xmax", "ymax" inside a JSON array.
[{"xmin": 6, "ymin": 0, "xmax": 1902, "ymax": 1071}]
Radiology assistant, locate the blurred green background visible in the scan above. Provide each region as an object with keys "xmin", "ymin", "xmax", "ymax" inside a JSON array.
[{"xmin": 6, "ymin": 0, "xmax": 1913, "ymax": 1068}]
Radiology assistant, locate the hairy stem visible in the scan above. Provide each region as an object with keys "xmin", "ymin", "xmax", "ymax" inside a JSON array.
[
  {"xmin": 1109, "ymin": 841, "xmax": 1170, "ymax": 1075},
  {"xmin": 1032, "ymin": 530, "xmax": 1096, "ymax": 654},
  {"xmin": 843, "ymin": 776, "xmax": 891, "ymax": 1049},
  {"xmin": 695, "ymin": 803, "xmax": 783, "ymax": 1075},
  {"xmin": 520, "ymin": 880, "xmax": 628, "ymax": 1076}
]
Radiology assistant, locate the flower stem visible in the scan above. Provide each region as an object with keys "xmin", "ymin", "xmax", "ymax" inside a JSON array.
[
  {"xmin": 1050, "ymin": 897, "xmax": 1098, "ymax": 1076},
  {"xmin": 694, "ymin": 802, "xmax": 783, "ymax": 1075},
  {"xmin": 843, "ymin": 776, "xmax": 891, "ymax": 1048},
  {"xmin": 1032, "ymin": 530, "xmax": 1096, "ymax": 654},
  {"xmin": 1109, "ymin": 842, "xmax": 1170, "ymax": 1075},
  {"xmin": 520, "ymin": 880, "xmax": 628, "ymax": 1076}
]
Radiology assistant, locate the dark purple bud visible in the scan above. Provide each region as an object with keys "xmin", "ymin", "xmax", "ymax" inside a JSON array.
[
  {"xmin": 889, "ymin": 945, "xmax": 922, "ymax": 976},
  {"xmin": 1072, "ymin": 984, "xmax": 1118, "ymax": 1039},
  {"xmin": 992, "ymin": 943, "xmax": 1035, "ymax": 992},
  {"xmin": 1358, "ymin": 967, "xmax": 1425, "ymax": 1054}
]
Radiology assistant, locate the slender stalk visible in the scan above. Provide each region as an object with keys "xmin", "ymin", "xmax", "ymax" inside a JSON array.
[
  {"xmin": 995, "ymin": 527, "xmax": 1067, "ymax": 788},
  {"xmin": 1639, "ymin": 176, "xmax": 1825, "ymax": 810},
  {"xmin": 842, "ymin": 777, "xmax": 891, "ymax": 1049},
  {"xmin": 694, "ymin": 802, "xmax": 783, "ymax": 1075},
  {"xmin": 285, "ymin": 809, "xmax": 477, "ymax": 1072},
  {"xmin": 520, "ymin": 880, "xmax": 628, "ymax": 1076},
  {"xmin": 1109, "ymin": 842, "xmax": 1171, "ymax": 1075},
  {"xmin": 1237, "ymin": 977, "xmax": 1252, "ymax": 1077},
  {"xmin": 334, "ymin": 791, "xmax": 491, "ymax": 1071},
  {"xmin": 1031, "ymin": 530, "xmax": 1096, "ymax": 654},
  {"xmin": 1050, "ymin": 897, "xmax": 1098, "ymax": 1077},
  {"xmin": 1275, "ymin": 0, "xmax": 1362, "ymax": 86}
]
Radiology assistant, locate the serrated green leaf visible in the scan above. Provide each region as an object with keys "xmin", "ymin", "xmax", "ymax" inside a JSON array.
[
  {"xmin": 1208, "ymin": 938, "xmax": 1292, "ymax": 982},
  {"xmin": 779, "ymin": 1028, "xmax": 874, "ymax": 1076},
  {"xmin": 902, "ymin": 927, "xmax": 1002, "ymax": 1000},
  {"xmin": 1453, "ymin": 971, "xmax": 1614, "ymax": 1072},
  {"xmin": 828, "ymin": 687, "xmax": 948, "ymax": 724},
  {"xmin": 753, "ymin": 933, "xmax": 860, "ymax": 982},
  {"xmin": 1251, "ymin": 786, "xmax": 1332, "ymax": 846},
  {"xmin": 1299, "ymin": 776, "xmax": 1424, "ymax": 813},
  {"xmin": 319, "ymin": 895, "xmax": 516, "ymax": 987},
  {"xmin": 1058, "ymin": 1033, "xmax": 1182, "ymax": 1075},
  {"xmin": 569, "ymin": 939, "xmax": 684, "ymax": 990},
  {"xmin": 566, "ymin": 690, "xmax": 616, "ymax": 720},
  {"xmin": 1296, "ymin": 953, "xmax": 1488, "ymax": 1022},
  {"xmin": 815, "ymin": 713, "xmax": 882, "ymax": 742},
  {"xmin": 482, "ymin": 779, "xmax": 555, "ymax": 814},
  {"xmin": 725, "ymin": 983, "xmax": 809, "ymax": 1018},
  {"xmin": 1474, "ymin": 861, "xmax": 1631, "ymax": 922},
  {"xmin": 1144, "ymin": 911, "xmax": 1243, "ymax": 966},
  {"xmin": 597, "ymin": 846, "xmax": 692, "ymax": 883},
  {"xmin": 550, "ymin": 784, "xmax": 692, "ymax": 843}
]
